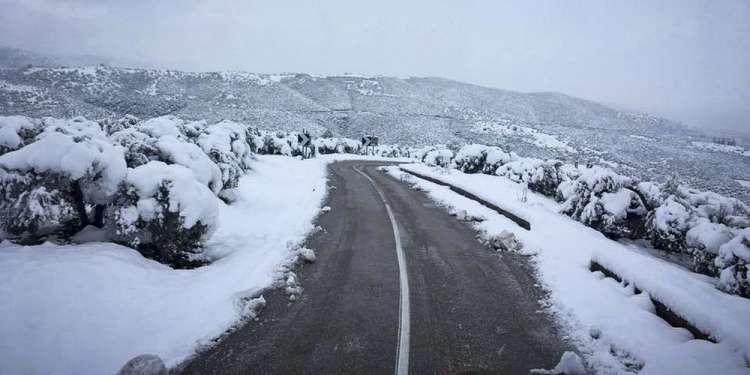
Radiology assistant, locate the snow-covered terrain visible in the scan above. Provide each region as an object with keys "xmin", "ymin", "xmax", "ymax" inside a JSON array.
[
  {"xmin": 471, "ymin": 120, "xmax": 578, "ymax": 154},
  {"xmin": 0, "ymin": 110, "xmax": 413, "ymax": 374},
  {"xmin": 386, "ymin": 164, "xmax": 750, "ymax": 374},
  {"xmin": 1, "ymin": 45, "xmax": 748, "ymax": 203},
  {"xmin": 691, "ymin": 141, "xmax": 750, "ymax": 157},
  {"xmin": 0, "ymin": 155, "xmax": 329, "ymax": 374}
]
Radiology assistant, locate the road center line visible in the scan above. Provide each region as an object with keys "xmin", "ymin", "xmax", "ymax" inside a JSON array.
[{"xmin": 353, "ymin": 165, "xmax": 410, "ymax": 375}]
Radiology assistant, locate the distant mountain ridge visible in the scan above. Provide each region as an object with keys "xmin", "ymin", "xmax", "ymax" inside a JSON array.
[
  {"xmin": 0, "ymin": 46, "xmax": 747, "ymax": 202},
  {"xmin": 0, "ymin": 46, "xmax": 153, "ymax": 69}
]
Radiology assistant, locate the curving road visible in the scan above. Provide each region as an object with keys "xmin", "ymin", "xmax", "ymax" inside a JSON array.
[{"xmin": 179, "ymin": 160, "xmax": 569, "ymax": 374}]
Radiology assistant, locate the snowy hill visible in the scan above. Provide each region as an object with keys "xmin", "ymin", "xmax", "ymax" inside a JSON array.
[{"xmin": 0, "ymin": 61, "xmax": 748, "ymax": 202}]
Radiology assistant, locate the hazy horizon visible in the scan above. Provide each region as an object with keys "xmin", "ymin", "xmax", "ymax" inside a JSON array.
[{"xmin": 1, "ymin": 0, "xmax": 747, "ymax": 135}]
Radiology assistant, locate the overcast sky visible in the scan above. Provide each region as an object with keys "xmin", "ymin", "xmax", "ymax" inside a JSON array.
[{"xmin": 0, "ymin": 0, "xmax": 747, "ymax": 134}]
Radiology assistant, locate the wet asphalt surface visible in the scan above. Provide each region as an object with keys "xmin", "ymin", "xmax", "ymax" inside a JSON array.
[{"xmin": 179, "ymin": 160, "xmax": 569, "ymax": 374}]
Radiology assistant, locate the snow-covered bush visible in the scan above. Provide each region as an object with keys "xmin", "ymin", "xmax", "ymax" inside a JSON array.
[
  {"xmin": 108, "ymin": 161, "xmax": 219, "ymax": 268},
  {"xmin": 483, "ymin": 147, "xmax": 516, "ymax": 174},
  {"xmin": 100, "ymin": 114, "xmax": 140, "ymax": 135},
  {"xmin": 557, "ymin": 166, "xmax": 647, "ymax": 239},
  {"xmin": 451, "ymin": 144, "xmax": 516, "ymax": 174},
  {"xmin": 679, "ymin": 186, "xmax": 750, "ymax": 229},
  {"xmin": 110, "ymin": 119, "xmax": 223, "ymax": 194},
  {"xmin": 0, "ymin": 169, "xmax": 78, "ymax": 239},
  {"xmin": 137, "ymin": 116, "xmax": 206, "ymax": 141},
  {"xmin": 452, "ymin": 144, "xmax": 490, "ymax": 173},
  {"xmin": 497, "ymin": 158, "xmax": 568, "ymax": 198},
  {"xmin": 373, "ymin": 144, "xmax": 403, "ymax": 158},
  {"xmin": 156, "ymin": 135, "xmax": 223, "ymax": 194},
  {"xmin": 338, "ymin": 138, "xmax": 362, "ymax": 154},
  {"xmin": 0, "ymin": 118, "xmax": 127, "ymax": 239},
  {"xmin": 256, "ymin": 131, "xmax": 295, "ymax": 156},
  {"xmin": 196, "ymin": 121, "xmax": 256, "ymax": 191},
  {"xmin": 421, "ymin": 147, "xmax": 453, "ymax": 168},
  {"xmin": 685, "ymin": 218, "xmax": 736, "ymax": 275},
  {"xmin": 715, "ymin": 229, "xmax": 750, "ymax": 297},
  {"xmin": 0, "ymin": 116, "xmax": 44, "ymax": 155},
  {"xmin": 644, "ymin": 195, "xmax": 692, "ymax": 253},
  {"xmin": 0, "ymin": 115, "xmax": 278, "ymax": 266},
  {"xmin": 311, "ymin": 137, "xmax": 340, "ymax": 155},
  {"xmin": 635, "ymin": 181, "xmax": 663, "ymax": 210}
]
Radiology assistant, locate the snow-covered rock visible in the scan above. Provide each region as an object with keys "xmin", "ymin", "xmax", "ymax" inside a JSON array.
[
  {"xmin": 297, "ymin": 247, "xmax": 316, "ymax": 263},
  {"xmin": 487, "ymin": 229, "xmax": 523, "ymax": 251},
  {"xmin": 116, "ymin": 354, "xmax": 167, "ymax": 375}
]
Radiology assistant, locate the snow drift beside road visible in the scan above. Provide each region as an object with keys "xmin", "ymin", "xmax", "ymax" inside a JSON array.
[{"xmin": 0, "ymin": 155, "xmax": 328, "ymax": 375}]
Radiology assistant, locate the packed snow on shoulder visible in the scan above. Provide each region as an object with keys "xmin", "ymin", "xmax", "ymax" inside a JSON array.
[
  {"xmin": 0, "ymin": 155, "xmax": 329, "ymax": 375},
  {"xmin": 387, "ymin": 163, "xmax": 750, "ymax": 375}
]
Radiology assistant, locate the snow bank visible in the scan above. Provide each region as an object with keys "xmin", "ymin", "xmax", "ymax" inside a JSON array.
[
  {"xmin": 391, "ymin": 164, "xmax": 750, "ymax": 374},
  {"xmin": 0, "ymin": 155, "xmax": 329, "ymax": 375}
]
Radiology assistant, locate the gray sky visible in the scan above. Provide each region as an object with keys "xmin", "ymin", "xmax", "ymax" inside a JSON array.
[{"xmin": 1, "ymin": 0, "xmax": 748, "ymax": 134}]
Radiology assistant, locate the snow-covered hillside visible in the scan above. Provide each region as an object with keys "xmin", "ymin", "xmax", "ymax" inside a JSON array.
[{"xmin": 0, "ymin": 59, "xmax": 747, "ymax": 203}]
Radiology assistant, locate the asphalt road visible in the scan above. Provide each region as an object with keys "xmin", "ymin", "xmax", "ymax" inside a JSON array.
[{"xmin": 179, "ymin": 160, "xmax": 570, "ymax": 374}]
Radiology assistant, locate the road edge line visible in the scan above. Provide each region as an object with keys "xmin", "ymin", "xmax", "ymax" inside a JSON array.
[{"xmin": 353, "ymin": 165, "xmax": 410, "ymax": 375}]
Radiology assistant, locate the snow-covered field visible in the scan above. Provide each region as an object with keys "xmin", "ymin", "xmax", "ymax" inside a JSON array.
[
  {"xmin": 0, "ymin": 155, "xmax": 329, "ymax": 375},
  {"xmin": 386, "ymin": 164, "xmax": 750, "ymax": 375}
]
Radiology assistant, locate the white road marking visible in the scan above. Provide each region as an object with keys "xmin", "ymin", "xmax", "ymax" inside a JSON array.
[{"xmin": 353, "ymin": 165, "xmax": 411, "ymax": 375}]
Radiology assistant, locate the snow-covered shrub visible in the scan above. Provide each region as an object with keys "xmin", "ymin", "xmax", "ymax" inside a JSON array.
[
  {"xmin": 108, "ymin": 161, "xmax": 219, "ymax": 268},
  {"xmin": 421, "ymin": 147, "xmax": 453, "ymax": 168},
  {"xmin": 641, "ymin": 179, "xmax": 748, "ymax": 258},
  {"xmin": 679, "ymin": 187, "xmax": 750, "ymax": 229},
  {"xmin": 256, "ymin": 131, "xmax": 294, "ymax": 156},
  {"xmin": 452, "ymin": 144, "xmax": 490, "ymax": 173},
  {"xmin": 109, "ymin": 127, "xmax": 162, "ymax": 167},
  {"xmin": 558, "ymin": 166, "xmax": 647, "ymax": 239},
  {"xmin": 373, "ymin": 144, "xmax": 403, "ymax": 158},
  {"xmin": 0, "ymin": 116, "xmax": 44, "ymax": 155},
  {"xmin": 482, "ymin": 147, "xmax": 516, "ymax": 174},
  {"xmin": 156, "ymin": 136, "xmax": 223, "ymax": 194},
  {"xmin": 634, "ymin": 181, "xmax": 663, "ymax": 210},
  {"xmin": 715, "ymin": 229, "xmax": 750, "ymax": 297},
  {"xmin": 137, "ymin": 115, "xmax": 206, "ymax": 141},
  {"xmin": 583, "ymin": 189, "xmax": 649, "ymax": 239},
  {"xmin": 452, "ymin": 144, "xmax": 515, "ymax": 174},
  {"xmin": 0, "ymin": 169, "xmax": 78, "ymax": 239},
  {"xmin": 0, "ymin": 119, "xmax": 127, "ymax": 238},
  {"xmin": 685, "ymin": 218, "xmax": 736, "ymax": 275},
  {"xmin": 644, "ymin": 196, "xmax": 692, "ymax": 253},
  {"xmin": 496, "ymin": 158, "xmax": 568, "ymax": 198},
  {"xmin": 196, "ymin": 121, "xmax": 256, "ymax": 191},
  {"xmin": 100, "ymin": 114, "xmax": 140, "ymax": 135},
  {"xmin": 338, "ymin": 138, "xmax": 362, "ymax": 154},
  {"xmin": 311, "ymin": 137, "xmax": 340, "ymax": 155},
  {"xmin": 111, "ymin": 121, "xmax": 223, "ymax": 194}
]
